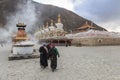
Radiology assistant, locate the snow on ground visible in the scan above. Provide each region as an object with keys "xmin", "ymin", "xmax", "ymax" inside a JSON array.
[{"xmin": 0, "ymin": 45, "xmax": 120, "ymax": 80}]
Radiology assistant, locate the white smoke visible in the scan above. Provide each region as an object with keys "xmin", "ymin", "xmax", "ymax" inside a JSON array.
[
  {"xmin": 5, "ymin": 0, "xmax": 37, "ymax": 33},
  {"xmin": 1, "ymin": 0, "xmax": 39, "ymax": 43},
  {"xmin": 16, "ymin": 0, "xmax": 37, "ymax": 32},
  {"xmin": 0, "ymin": 28, "xmax": 11, "ymax": 44},
  {"xmin": 0, "ymin": 0, "xmax": 37, "ymax": 43}
]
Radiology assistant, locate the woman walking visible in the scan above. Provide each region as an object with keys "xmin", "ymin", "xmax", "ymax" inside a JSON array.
[
  {"xmin": 49, "ymin": 44, "xmax": 60, "ymax": 72},
  {"xmin": 39, "ymin": 44, "xmax": 48, "ymax": 69}
]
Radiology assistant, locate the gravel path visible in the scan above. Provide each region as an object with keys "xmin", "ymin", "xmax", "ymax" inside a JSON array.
[{"xmin": 0, "ymin": 45, "xmax": 120, "ymax": 80}]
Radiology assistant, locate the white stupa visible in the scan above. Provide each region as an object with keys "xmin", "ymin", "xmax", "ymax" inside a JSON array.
[
  {"xmin": 49, "ymin": 19, "xmax": 56, "ymax": 31},
  {"xmin": 41, "ymin": 25, "xmax": 45, "ymax": 34},
  {"xmin": 55, "ymin": 14, "xmax": 64, "ymax": 31},
  {"xmin": 34, "ymin": 14, "xmax": 67, "ymax": 39},
  {"xmin": 48, "ymin": 19, "xmax": 56, "ymax": 37},
  {"xmin": 44, "ymin": 22, "xmax": 49, "ymax": 32}
]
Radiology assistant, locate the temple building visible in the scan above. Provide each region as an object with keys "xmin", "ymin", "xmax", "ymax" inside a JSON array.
[
  {"xmin": 74, "ymin": 21, "xmax": 96, "ymax": 33},
  {"xmin": 10, "ymin": 23, "xmax": 36, "ymax": 60},
  {"xmin": 71, "ymin": 30, "xmax": 120, "ymax": 46},
  {"xmin": 34, "ymin": 14, "xmax": 120, "ymax": 46}
]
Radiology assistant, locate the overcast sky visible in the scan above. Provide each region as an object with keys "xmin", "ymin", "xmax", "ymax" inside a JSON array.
[{"xmin": 33, "ymin": 0, "xmax": 120, "ymax": 32}]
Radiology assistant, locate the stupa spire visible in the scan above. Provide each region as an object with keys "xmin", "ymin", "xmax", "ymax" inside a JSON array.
[{"xmin": 57, "ymin": 14, "xmax": 61, "ymax": 23}]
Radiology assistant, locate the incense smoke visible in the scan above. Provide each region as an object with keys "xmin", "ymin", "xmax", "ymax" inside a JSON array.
[
  {"xmin": 5, "ymin": 0, "xmax": 37, "ymax": 34},
  {"xmin": 0, "ymin": 0, "xmax": 40, "ymax": 43}
]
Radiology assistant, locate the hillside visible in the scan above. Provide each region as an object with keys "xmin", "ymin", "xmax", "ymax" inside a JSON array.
[{"xmin": 0, "ymin": 0, "xmax": 107, "ymax": 33}]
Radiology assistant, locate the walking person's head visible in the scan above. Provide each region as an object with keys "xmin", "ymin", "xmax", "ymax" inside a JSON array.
[
  {"xmin": 52, "ymin": 44, "xmax": 55, "ymax": 48},
  {"xmin": 43, "ymin": 44, "xmax": 46, "ymax": 47},
  {"xmin": 42, "ymin": 43, "xmax": 47, "ymax": 47}
]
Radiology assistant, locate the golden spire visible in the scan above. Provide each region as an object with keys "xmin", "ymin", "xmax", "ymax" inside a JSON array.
[
  {"xmin": 50, "ymin": 19, "xmax": 54, "ymax": 26},
  {"xmin": 46, "ymin": 22, "xmax": 49, "ymax": 28},
  {"xmin": 57, "ymin": 13, "xmax": 61, "ymax": 23}
]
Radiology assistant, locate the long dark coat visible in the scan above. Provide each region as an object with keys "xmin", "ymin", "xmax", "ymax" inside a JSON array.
[
  {"xmin": 39, "ymin": 46, "xmax": 48, "ymax": 68},
  {"xmin": 49, "ymin": 47, "xmax": 60, "ymax": 70}
]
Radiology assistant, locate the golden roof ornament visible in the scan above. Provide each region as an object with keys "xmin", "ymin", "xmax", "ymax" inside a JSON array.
[
  {"xmin": 57, "ymin": 14, "xmax": 61, "ymax": 23},
  {"xmin": 50, "ymin": 19, "xmax": 54, "ymax": 26},
  {"xmin": 17, "ymin": 23, "xmax": 26, "ymax": 27}
]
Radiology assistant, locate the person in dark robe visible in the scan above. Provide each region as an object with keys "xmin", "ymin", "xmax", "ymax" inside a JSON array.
[
  {"xmin": 39, "ymin": 44, "xmax": 48, "ymax": 69},
  {"xmin": 46, "ymin": 43, "xmax": 52, "ymax": 59},
  {"xmin": 46, "ymin": 43, "xmax": 52, "ymax": 51},
  {"xmin": 49, "ymin": 44, "xmax": 60, "ymax": 72}
]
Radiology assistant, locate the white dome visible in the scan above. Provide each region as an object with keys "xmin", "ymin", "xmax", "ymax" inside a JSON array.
[
  {"xmin": 55, "ymin": 23, "xmax": 63, "ymax": 30},
  {"xmin": 41, "ymin": 30, "xmax": 45, "ymax": 33},
  {"xmin": 49, "ymin": 26, "xmax": 55, "ymax": 31},
  {"xmin": 45, "ymin": 28, "xmax": 49, "ymax": 32}
]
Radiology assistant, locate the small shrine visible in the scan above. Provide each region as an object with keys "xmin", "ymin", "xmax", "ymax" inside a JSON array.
[
  {"xmin": 9, "ymin": 23, "xmax": 37, "ymax": 60},
  {"xmin": 13, "ymin": 23, "xmax": 28, "ymax": 42}
]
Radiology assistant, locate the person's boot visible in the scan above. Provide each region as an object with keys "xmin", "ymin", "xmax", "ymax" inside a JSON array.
[
  {"xmin": 52, "ymin": 68, "xmax": 54, "ymax": 72},
  {"xmin": 43, "ymin": 66, "xmax": 46, "ymax": 69}
]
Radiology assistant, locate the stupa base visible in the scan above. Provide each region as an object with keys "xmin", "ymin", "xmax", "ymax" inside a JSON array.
[{"xmin": 8, "ymin": 53, "xmax": 39, "ymax": 61}]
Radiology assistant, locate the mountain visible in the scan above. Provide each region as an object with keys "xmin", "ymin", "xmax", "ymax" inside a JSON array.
[{"xmin": 0, "ymin": 0, "xmax": 107, "ymax": 33}]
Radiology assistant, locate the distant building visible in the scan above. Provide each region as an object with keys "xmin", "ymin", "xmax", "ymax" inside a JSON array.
[
  {"xmin": 71, "ymin": 30, "xmax": 120, "ymax": 46},
  {"xmin": 35, "ymin": 14, "xmax": 72, "ymax": 46},
  {"xmin": 73, "ymin": 21, "xmax": 97, "ymax": 33}
]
